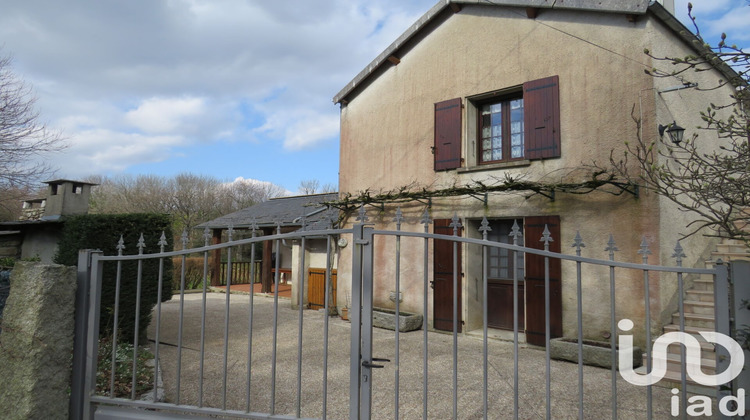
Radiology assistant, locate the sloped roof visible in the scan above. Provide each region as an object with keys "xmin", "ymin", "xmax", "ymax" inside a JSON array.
[
  {"xmin": 197, "ymin": 193, "xmax": 339, "ymax": 231},
  {"xmin": 333, "ymin": 0, "xmax": 740, "ymax": 104}
]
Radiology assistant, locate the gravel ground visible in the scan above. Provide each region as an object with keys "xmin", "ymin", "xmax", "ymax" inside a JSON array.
[{"xmin": 148, "ymin": 293, "xmax": 677, "ymax": 420}]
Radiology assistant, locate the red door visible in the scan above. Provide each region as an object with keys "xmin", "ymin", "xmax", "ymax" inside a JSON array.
[
  {"xmin": 433, "ymin": 219, "xmax": 462, "ymax": 332},
  {"xmin": 524, "ymin": 216, "xmax": 562, "ymax": 346}
]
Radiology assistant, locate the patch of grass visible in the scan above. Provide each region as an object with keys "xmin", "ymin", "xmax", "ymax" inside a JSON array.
[{"xmin": 96, "ymin": 336, "xmax": 154, "ymax": 398}]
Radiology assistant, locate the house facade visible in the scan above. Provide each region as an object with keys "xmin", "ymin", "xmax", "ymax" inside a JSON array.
[{"xmin": 333, "ymin": 0, "xmax": 737, "ymax": 345}]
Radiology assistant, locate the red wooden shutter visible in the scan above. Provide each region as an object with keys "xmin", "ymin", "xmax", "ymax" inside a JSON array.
[
  {"xmin": 434, "ymin": 98, "xmax": 462, "ymax": 171},
  {"xmin": 524, "ymin": 76, "xmax": 560, "ymax": 160},
  {"xmin": 523, "ymin": 215, "xmax": 562, "ymax": 346}
]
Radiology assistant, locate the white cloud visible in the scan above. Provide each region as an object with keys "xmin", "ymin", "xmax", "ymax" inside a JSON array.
[
  {"xmin": 257, "ymin": 109, "xmax": 339, "ymax": 151},
  {"xmin": 706, "ymin": 7, "xmax": 750, "ymax": 42},
  {"xmin": 43, "ymin": 129, "xmax": 184, "ymax": 177},
  {"xmin": 125, "ymin": 96, "xmax": 206, "ymax": 134}
]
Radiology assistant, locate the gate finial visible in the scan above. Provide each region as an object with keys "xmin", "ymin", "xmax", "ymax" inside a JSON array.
[
  {"xmin": 449, "ymin": 213, "xmax": 462, "ymax": 235},
  {"xmin": 159, "ymin": 231, "xmax": 168, "ymax": 253},
  {"xmin": 638, "ymin": 236, "xmax": 652, "ymax": 264},
  {"xmin": 672, "ymin": 240, "xmax": 686, "ymax": 266},
  {"xmin": 227, "ymin": 224, "xmax": 234, "ymax": 241},
  {"xmin": 479, "ymin": 217, "xmax": 491, "ymax": 240},
  {"xmin": 572, "ymin": 231, "xmax": 585, "ymax": 256},
  {"xmin": 203, "ymin": 227, "xmax": 211, "ymax": 246},
  {"xmin": 356, "ymin": 205, "xmax": 369, "ymax": 223},
  {"xmin": 510, "ymin": 220, "xmax": 522, "ymax": 246},
  {"xmin": 250, "ymin": 217, "xmax": 258, "ymax": 234},
  {"xmin": 541, "ymin": 225, "xmax": 553, "ymax": 251},
  {"xmin": 180, "ymin": 229, "xmax": 188, "ymax": 250},
  {"xmin": 116, "ymin": 235, "xmax": 125, "ymax": 256},
  {"xmin": 605, "ymin": 234, "xmax": 619, "ymax": 260},
  {"xmin": 394, "ymin": 207, "xmax": 404, "ymax": 230},
  {"xmin": 420, "ymin": 208, "xmax": 431, "ymax": 232},
  {"xmin": 137, "ymin": 233, "xmax": 145, "ymax": 255}
]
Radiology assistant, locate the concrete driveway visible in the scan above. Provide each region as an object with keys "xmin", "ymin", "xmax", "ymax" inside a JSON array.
[{"xmin": 149, "ymin": 293, "xmax": 674, "ymax": 419}]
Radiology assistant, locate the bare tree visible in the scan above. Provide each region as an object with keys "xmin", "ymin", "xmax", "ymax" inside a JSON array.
[
  {"xmin": 298, "ymin": 179, "xmax": 337, "ymax": 195},
  {"xmin": 609, "ymin": 7, "xmax": 749, "ymax": 243},
  {"xmin": 298, "ymin": 179, "xmax": 320, "ymax": 195},
  {"xmin": 89, "ymin": 173, "xmax": 287, "ymax": 244},
  {"xmin": 0, "ymin": 51, "xmax": 66, "ymax": 216}
]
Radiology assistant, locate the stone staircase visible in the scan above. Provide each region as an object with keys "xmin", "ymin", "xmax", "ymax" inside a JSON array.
[{"xmin": 648, "ymin": 238, "xmax": 750, "ymax": 391}]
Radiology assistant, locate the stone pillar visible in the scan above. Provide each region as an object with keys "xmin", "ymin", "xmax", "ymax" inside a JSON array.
[{"xmin": 0, "ymin": 262, "xmax": 77, "ymax": 420}]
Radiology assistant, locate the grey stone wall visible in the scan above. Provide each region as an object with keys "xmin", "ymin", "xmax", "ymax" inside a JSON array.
[{"xmin": 0, "ymin": 262, "xmax": 77, "ymax": 420}]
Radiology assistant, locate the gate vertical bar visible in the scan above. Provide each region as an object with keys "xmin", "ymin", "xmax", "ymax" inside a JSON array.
[
  {"xmin": 605, "ymin": 234, "xmax": 618, "ymax": 420},
  {"xmin": 510, "ymin": 221, "xmax": 522, "ymax": 420},
  {"xmin": 542, "ymin": 225, "xmax": 552, "ymax": 420},
  {"xmin": 638, "ymin": 237, "xmax": 652, "ymax": 420},
  {"xmin": 71, "ymin": 250, "xmax": 95, "ymax": 420},
  {"xmin": 350, "ymin": 221, "xmax": 364, "ymax": 420},
  {"xmin": 714, "ymin": 260, "xmax": 732, "ymax": 416},
  {"xmin": 245, "ymin": 223, "xmax": 258, "ymax": 413},
  {"xmin": 109, "ymin": 240, "xmax": 124, "ymax": 398},
  {"xmin": 394, "ymin": 209, "xmax": 403, "ymax": 420},
  {"xmin": 82, "ymin": 251, "xmax": 104, "ymax": 420},
  {"xmin": 323, "ymin": 230, "xmax": 333, "ymax": 419},
  {"xmin": 421, "ymin": 210, "xmax": 431, "ymax": 420},
  {"xmin": 673, "ymin": 242, "xmax": 687, "ymax": 419},
  {"xmin": 573, "ymin": 232, "xmax": 585, "ymax": 420},
  {"xmin": 360, "ymin": 225, "xmax": 375, "ymax": 419},
  {"xmin": 450, "ymin": 214, "xmax": 461, "ymax": 420},
  {"xmin": 296, "ymin": 218, "xmax": 307, "ymax": 418},
  {"xmin": 270, "ymin": 222, "xmax": 282, "ymax": 414},
  {"xmin": 153, "ymin": 232, "xmax": 168, "ymax": 403},
  {"xmin": 199, "ymin": 228, "xmax": 211, "ymax": 408},
  {"xmin": 480, "ymin": 218, "xmax": 491, "ymax": 420},
  {"xmin": 728, "ymin": 261, "xmax": 749, "ymax": 414},
  {"xmin": 222, "ymin": 226, "xmax": 234, "ymax": 409},
  {"xmin": 131, "ymin": 234, "xmax": 145, "ymax": 400}
]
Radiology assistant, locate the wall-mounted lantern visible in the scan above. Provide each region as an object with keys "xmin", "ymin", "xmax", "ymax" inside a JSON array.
[{"xmin": 658, "ymin": 121, "xmax": 685, "ymax": 144}]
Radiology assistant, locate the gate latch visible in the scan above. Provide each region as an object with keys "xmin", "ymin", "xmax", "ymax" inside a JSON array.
[{"xmin": 362, "ymin": 358, "xmax": 391, "ymax": 369}]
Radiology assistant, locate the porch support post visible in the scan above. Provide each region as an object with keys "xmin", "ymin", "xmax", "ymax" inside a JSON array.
[
  {"xmin": 211, "ymin": 229, "xmax": 222, "ymax": 287},
  {"xmin": 262, "ymin": 228, "xmax": 273, "ymax": 293}
]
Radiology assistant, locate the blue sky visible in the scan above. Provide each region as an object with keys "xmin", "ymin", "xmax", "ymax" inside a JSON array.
[{"xmin": 1, "ymin": 0, "xmax": 747, "ymax": 194}]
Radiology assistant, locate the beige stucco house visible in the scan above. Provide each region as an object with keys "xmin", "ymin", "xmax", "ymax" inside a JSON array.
[{"xmin": 332, "ymin": 0, "xmax": 738, "ymax": 345}]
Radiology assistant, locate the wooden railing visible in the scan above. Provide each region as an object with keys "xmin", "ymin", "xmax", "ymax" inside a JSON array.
[{"xmin": 219, "ymin": 261, "xmax": 261, "ymax": 285}]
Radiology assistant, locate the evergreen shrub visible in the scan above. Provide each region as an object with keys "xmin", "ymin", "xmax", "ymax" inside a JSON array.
[{"xmin": 55, "ymin": 213, "xmax": 174, "ymax": 342}]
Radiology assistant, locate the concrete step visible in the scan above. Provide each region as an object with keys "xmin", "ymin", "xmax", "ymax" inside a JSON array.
[
  {"xmin": 642, "ymin": 352, "xmax": 716, "ymax": 374},
  {"xmin": 657, "ymin": 370, "xmax": 718, "ymax": 395},
  {"xmin": 663, "ymin": 324, "xmax": 717, "ymax": 341},
  {"xmin": 691, "ymin": 278, "xmax": 714, "ymax": 291},
  {"xmin": 683, "ymin": 300, "xmax": 715, "ymax": 316},
  {"xmin": 671, "ymin": 312, "xmax": 715, "ymax": 329},
  {"xmin": 711, "ymin": 251, "xmax": 750, "ymax": 261},
  {"xmin": 685, "ymin": 289, "xmax": 714, "ymax": 303},
  {"xmin": 715, "ymin": 242, "xmax": 749, "ymax": 254}
]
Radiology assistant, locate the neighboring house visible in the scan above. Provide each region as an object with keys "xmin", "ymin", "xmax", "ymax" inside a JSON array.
[
  {"xmin": 197, "ymin": 193, "xmax": 340, "ymax": 309},
  {"xmin": 0, "ymin": 180, "xmax": 97, "ymax": 264},
  {"xmin": 332, "ymin": 0, "xmax": 738, "ymax": 345}
]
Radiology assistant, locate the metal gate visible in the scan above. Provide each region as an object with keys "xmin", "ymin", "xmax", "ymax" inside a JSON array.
[{"xmin": 69, "ymin": 208, "xmax": 742, "ymax": 419}]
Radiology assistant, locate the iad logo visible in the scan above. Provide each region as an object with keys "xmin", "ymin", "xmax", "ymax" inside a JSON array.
[{"xmin": 617, "ymin": 319, "xmax": 746, "ymax": 417}]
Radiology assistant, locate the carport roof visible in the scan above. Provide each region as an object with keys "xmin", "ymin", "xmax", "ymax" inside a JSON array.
[{"xmin": 196, "ymin": 193, "xmax": 339, "ymax": 231}]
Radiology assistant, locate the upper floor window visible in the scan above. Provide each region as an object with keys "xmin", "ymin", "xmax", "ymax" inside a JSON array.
[
  {"xmin": 479, "ymin": 97, "xmax": 524, "ymax": 164},
  {"xmin": 433, "ymin": 75, "xmax": 560, "ymax": 171}
]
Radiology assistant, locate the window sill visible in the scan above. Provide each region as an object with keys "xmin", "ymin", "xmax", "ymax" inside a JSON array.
[{"xmin": 457, "ymin": 160, "xmax": 531, "ymax": 174}]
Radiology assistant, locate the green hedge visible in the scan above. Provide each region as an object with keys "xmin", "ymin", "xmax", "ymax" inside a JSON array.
[{"xmin": 55, "ymin": 213, "xmax": 174, "ymax": 342}]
